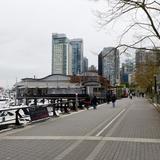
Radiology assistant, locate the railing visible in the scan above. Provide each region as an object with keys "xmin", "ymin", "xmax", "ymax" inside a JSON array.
[
  {"xmin": 0, "ymin": 96, "xmax": 107, "ymax": 130},
  {"xmin": 0, "ymin": 99, "xmax": 78, "ymax": 127}
]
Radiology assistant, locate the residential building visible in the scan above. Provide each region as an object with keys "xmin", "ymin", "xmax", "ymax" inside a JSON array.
[
  {"xmin": 70, "ymin": 39, "xmax": 83, "ymax": 75},
  {"xmin": 121, "ymin": 59, "xmax": 135, "ymax": 84},
  {"xmin": 135, "ymin": 48, "xmax": 160, "ymax": 66},
  {"xmin": 98, "ymin": 47, "xmax": 120, "ymax": 86},
  {"xmin": 82, "ymin": 57, "xmax": 88, "ymax": 73},
  {"xmin": 52, "ymin": 33, "xmax": 72, "ymax": 75},
  {"xmin": 88, "ymin": 65, "xmax": 97, "ymax": 72}
]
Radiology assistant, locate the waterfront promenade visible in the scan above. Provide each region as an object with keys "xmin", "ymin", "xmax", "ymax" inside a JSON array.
[{"xmin": 1, "ymin": 97, "xmax": 160, "ymax": 160}]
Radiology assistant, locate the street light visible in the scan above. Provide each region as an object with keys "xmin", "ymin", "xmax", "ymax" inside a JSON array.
[{"xmin": 154, "ymin": 74, "xmax": 157, "ymax": 94}]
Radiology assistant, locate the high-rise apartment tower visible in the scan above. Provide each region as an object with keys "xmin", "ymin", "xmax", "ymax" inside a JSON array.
[
  {"xmin": 70, "ymin": 39, "xmax": 83, "ymax": 75},
  {"xmin": 98, "ymin": 47, "xmax": 120, "ymax": 86},
  {"xmin": 52, "ymin": 33, "xmax": 72, "ymax": 75}
]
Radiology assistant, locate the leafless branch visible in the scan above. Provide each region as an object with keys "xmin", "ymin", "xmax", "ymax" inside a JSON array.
[
  {"xmin": 119, "ymin": 22, "xmax": 154, "ymax": 44},
  {"xmin": 146, "ymin": 6, "xmax": 160, "ymax": 11},
  {"xmin": 94, "ymin": 0, "xmax": 160, "ymax": 53},
  {"xmin": 141, "ymin": 5, "xmax": 160, "ymax": 39}
]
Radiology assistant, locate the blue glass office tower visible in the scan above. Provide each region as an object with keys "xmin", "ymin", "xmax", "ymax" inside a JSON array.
[
  {"xmin": 98, "ymin": 47, "xmax": 120, "ymax": 86},
  {"xmin": 70, "ymin": 39, "xmax": 83, "ymax": 75}
]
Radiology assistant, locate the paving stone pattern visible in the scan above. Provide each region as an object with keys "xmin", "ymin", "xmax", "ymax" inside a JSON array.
[
  {"xmin": 95, "ymin": 141, "xmax": 160, "ymax": 160},
  {"xmin": 111, "ymin": 99, "xmax": 160, "ymax": 138},
  {"xmin": 0, "ymin": 139, "xmax": 74, "ymax": 160},
  {"xmin": 1, "ymin": 98, "xmax": 160, "ymax": 160}
]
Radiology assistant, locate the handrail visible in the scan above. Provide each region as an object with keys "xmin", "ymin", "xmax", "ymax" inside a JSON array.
[
  {"xmin": 0, "ymin": 99, "xmax": 84, "ymax": 126},
  {"xmin": 0, "ymin": 97, "xmax": 107, "ymax": 128}
]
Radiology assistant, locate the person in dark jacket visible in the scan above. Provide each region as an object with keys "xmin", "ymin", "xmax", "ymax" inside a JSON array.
[
  {"xmin": 91, "ymin": 96, "xmax": 98, "ymax": 110},
  {"xmin": 111, "ymin": 94, "xmax": 117, "ymax": 108},
  {"xmin": 84, "ymin": 95, "xmax": 91, "ymax": 110},
  {"xmin": 106, "ymin": 91, "xmax": 111, "ymax": 104}
]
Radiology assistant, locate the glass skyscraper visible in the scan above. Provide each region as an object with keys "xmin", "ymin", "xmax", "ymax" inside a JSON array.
[
  {"xmin": 70, "ymin": 39, "xmax": 83, "ymax": 75},
  {"xmin": 98, "ymin": 47, "xmax": 120, "ymax": 86},
  {"xmin": 52, "ymin": 33, "xmax": 72, "ymax": 75},
  {"xmin": 83, "ymin": 57, "xmax": 88, "ymax": 73}
]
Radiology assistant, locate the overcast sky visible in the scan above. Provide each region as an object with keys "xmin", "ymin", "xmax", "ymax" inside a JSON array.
[{"xmin": 0, "ymin": 0, "xmax": 129, "ymax": 88}]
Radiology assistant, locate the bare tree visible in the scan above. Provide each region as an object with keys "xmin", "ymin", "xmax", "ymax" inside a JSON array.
[{"xmin": 94, "ymin": 0, "xmax": 160, "ymax": 52}]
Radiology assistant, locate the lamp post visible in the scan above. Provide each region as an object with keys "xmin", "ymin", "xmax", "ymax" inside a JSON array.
[
  {"xmin": 75, "ymin": 93, "xmax": 78, "ymax": 111},
  {"xmin": 154, "ymin": 75, "xmax": 157, "ymax": 94}
]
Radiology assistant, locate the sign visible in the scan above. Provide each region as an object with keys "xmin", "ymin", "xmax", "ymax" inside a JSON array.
[{"xmin": 29, "ymin": 106, "xmax": 49, "ymax": 121}]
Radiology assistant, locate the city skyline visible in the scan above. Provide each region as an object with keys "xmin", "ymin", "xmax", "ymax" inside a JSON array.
[{"xmin": 0, "ymin": 0, "xmax": 130, "ymax": 88}]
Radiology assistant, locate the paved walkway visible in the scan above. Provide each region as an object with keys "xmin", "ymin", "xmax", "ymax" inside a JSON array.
[{"xmin": 1, "ymin": 98, "xmax": 160, "ymax": 160}]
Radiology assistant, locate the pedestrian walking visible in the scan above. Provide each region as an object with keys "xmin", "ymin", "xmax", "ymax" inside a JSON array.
[
  {"xmin": 106, "ymin": 91, "xmax": 111, "ymax": 104},
  {"xmin": 84, "ymin": 95, "xmax": 91, "ymax": 110},
  {"xmin": 129, "ymin": 92, "xmax": 132, "ymax": 99},
  {"xmin": 91, "ymin": 96, "xmax": 98, "ymax": 110},
  {"xmin": 111, "ymin": 93, "xmax": 117, "ymax": 108},
  {"xmin": 142, "ymin": 92, "xmax": 145, "ymax": 97}
]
